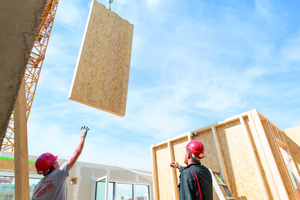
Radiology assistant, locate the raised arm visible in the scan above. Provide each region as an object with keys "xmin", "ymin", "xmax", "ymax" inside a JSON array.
[{"xmin": 68, "ymin": 126, "xmax": 89, "ymax": 171}]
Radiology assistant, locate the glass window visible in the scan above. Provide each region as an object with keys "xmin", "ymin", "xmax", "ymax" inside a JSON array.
[
  {"xmin": 0, "ymin": 176, "xmax": 41, "ymax": 200},
  {"xmin": 116, "ymin": 183, "xmax": 133, "ymax": 200},
  {"xmin": 95, "ymin": 178, "xmax": 107, "ymax": 200},
  {"xmin": 108, "ymin": 182, "xmax": 114, "ymax": 200},
  {"xmin": 0, "ymin": 176, "xmax": 14, "ymax": 200},
  {"xmin": 135, "ymin": 185, "xmax": 149, "ymax": 200},
  {"xmin": 29, "ymin": 178, "xmax": 40, "ymax": 197}
]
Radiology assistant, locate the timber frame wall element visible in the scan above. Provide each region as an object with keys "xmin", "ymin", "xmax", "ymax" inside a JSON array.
[
  {"xmin": 283, "ymin": 125, "xmax": 300, "ymax": 198},
  {"xmin": 151, "ymin": 109, "xmax": 300, "ymax": 200}
]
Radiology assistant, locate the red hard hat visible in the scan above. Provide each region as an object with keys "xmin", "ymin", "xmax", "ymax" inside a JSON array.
[
  {"xmin": 186, "ymin": 140, "xmax": 204, "ymax": 159},
  {"xmin": 35, "ymin": 153, "xmax": 57, "ymax": 174}
]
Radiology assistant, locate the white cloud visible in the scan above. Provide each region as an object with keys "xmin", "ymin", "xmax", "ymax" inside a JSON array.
[
  {"xmin": 254, "ymin": 0, "xmax": 273, "ymax": 22},
  {"xmin": 55, "ymin": 0, "xmax": 88, "ymax": 30},
  {"xmin": 278, "ymin": 31, "xmax": 300, "ymax": 66},
  {"xmin": 146, "ymin": 0, "xmax": 160, "ymax": 9}
]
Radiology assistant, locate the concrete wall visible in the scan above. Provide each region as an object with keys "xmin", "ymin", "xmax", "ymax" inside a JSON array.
[{"xmin": 0, "ymin": 0, "xmax": 46, "ymax": 148}]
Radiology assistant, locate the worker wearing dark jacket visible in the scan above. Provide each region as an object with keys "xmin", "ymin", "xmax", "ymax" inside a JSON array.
[{"xmin": 170, "ymin": 140, "xmax": 213, "ymax": 200}]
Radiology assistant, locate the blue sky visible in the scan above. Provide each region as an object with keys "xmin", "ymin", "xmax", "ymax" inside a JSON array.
[{"xmin": 28, "ymin": 0, "xmax": 300, "ymax": 171}]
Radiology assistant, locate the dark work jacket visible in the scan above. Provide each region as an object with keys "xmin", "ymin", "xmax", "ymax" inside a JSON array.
[{"xmin": 178, "ymin": 162, "xmax": 213, "ymax": 200}]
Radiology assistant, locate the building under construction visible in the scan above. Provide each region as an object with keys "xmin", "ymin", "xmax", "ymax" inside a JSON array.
[
  {"xmin": 152, "ymin": 109, "xmax": 300, "ymax": 200},
  {"xmin": 0, "ymin": 0, "xmax": 299, "ymax": 200}
]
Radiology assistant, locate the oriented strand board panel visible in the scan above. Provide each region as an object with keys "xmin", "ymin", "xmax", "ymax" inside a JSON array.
[
  {"xmin": 191, "ymin": 130, "xmax": 221, "ymax": 200},
  {"xmin": 216, "ymin": 120, "xmax": 265, "ymax": 200},
  {"xmin": 69, "ymin": 0, "xmax": 134, "ymax": 117},
  {"xmin": 284, "ymin": 125, "xmax": 300, "ymax": 174},
  {"xmin": 192, "ymin": 129, "xmax": 221, "ymax": 172},
  {"xmin": 243, "ymin": 117, "xmax": 272, "ymax": 197},
  {"xmin": 192, "ymin": 129, "xmax": 221, "ymax": 200},
  {"xmin": 171, "ymin": 136, "xmax": 189, "ymax": 195},
  {"xmin": 0, "ymin": 0, "xmax": 46, "ymax": 148},
  {"xmin": 172, "ymin": 137, "xmax": 189, "ymax": 183},
  {"xmin": 154, "ymin": 144, "xmax": 173, "ymax": 200},
  {"xmin": 0, "ymin": 159, "xmax": 36, "ymax": 172}
]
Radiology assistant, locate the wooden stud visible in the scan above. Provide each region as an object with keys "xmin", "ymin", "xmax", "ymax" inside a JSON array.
[
  {"xmin": 270, "ymin": 120, "xmax": 299, "ymax": 189},
  {"xmin": 239, "ymin": 116, "xmax": 269, "ymax": 200},
  {"xmin": 247, "ymin": 111, "xmax": 279, "ymax": 199},
  {"xmin": 211, "ymin": 126, "xmax": 228, "ymax": 186},
  {"xmin": 265, "ymin": 120, "xmax": 299, "ymax": 199},
  {"xmin": 151, "ymin": 146, "xmax": 159, "ymax": 200},
  {"xmin": 283, "ymin": 126, "xmax": 300, "ymax": 177},
  {"xmin": 276, "ymin": 138, "xmax": 288, "ymax": 149},
  {"xmin": 14, "ymin": 78, "xmax": 30, "ymax": 200},
  {"xmin": 249, "ymin": 110, "xmax": 288, "ymax": 199},
  {"xmin": 279, "ymin": 146, "xmax": 300, "ymax": 195},
  {"xmin": 191, "ymin": 125, "xmax": 214, "ymax": 135},
  {"xmin": 187, "ymin": 133, "xmax": 191, "ymax": 141},
  {"xmin": 280, "ymin": 130, "xmax": 300, "ymax": 191},
  {"xmin": 168, "ymin": 141, "xmax": 179, "ymax": 200}
]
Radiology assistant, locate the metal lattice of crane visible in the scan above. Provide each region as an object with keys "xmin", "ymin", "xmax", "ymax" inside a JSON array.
[{"xmin": 1, "ymin": 0, "xmax": 60, "ymax": 152}]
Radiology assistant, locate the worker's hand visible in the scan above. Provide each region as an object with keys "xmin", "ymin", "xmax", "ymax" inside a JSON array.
[
  {"xmin": 80, "ymin": 126, "xmax": 90, "ymax": 138},
  {"xmin": 170, "ymin": 161, "xmax": 180, "ymax": 169}
]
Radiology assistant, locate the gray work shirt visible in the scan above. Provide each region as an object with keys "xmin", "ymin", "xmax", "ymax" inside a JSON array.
[{"xmin": 32, "ymin": 162, "xmax": 69, "ymax": 200}]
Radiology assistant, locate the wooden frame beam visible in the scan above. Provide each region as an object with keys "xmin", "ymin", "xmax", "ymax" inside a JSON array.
[
  {"xmin": 249, "ymin": 110, "xmax": 288, "ymax": 199},
  {"xmin": 151, "ymin": 145, "xmax": 159, "ymax": 200},
  {"xmin": 14, "ymin": 78, "xmax": 30, "ymax": 200},
  {"xmin": 168, "ymin": 141, "xmax": 179, "ymax": 200},
  {"xmin": 239, "ymin": 116, "xmax": 269, "ymax": 199},
  {"xmin": 211, "ymin": 126, "xmax": 228, "ymax": 185}
]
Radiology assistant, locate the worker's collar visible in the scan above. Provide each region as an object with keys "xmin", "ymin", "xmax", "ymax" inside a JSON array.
[{"xmin": 186, "ymin": 161, "xmax": 201, "ymax": 167}]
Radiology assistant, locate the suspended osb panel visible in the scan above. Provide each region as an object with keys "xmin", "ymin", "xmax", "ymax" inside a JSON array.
[
  {"xmin": 151, "ymin": 109, "xmax": 300, "ymax": 200},
  {"xmin": 69, "ymin": 0, "xmax": 134, "ymax": 117},
  {"xmin": 0, "ymin": 0, "xmax": 46, "ymax": 148}
]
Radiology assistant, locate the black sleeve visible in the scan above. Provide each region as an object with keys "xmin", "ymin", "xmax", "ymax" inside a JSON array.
[
  {"xmin": 179, "ymin": 170, "xmax": 194, "ymax": 200},
  {"xmin": 179, "ymin": 166, "xmax": 185, "ymax": 173}
]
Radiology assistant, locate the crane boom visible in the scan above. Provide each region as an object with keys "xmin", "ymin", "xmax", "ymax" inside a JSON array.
[{"xmin": 1, "ymin": 0, "xmax": 60, "ymax": 151}]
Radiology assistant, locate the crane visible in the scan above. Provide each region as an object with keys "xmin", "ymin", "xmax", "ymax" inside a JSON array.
[{"xmin": 1, "ymin": 0, "xmax": 60, "ymax": 151}]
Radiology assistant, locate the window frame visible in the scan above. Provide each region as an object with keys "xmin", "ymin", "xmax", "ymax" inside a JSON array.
[
  {"xmin": 95, "ymin": 175, "xmax": 109, "ymax": 200},
  {"xmin": 110, "ymin": 181, "xmax": 150, "ymax": 200}
]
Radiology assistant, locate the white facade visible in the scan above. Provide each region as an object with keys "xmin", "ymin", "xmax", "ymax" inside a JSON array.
[{"xmin": 0, "ymin": 152, "xmax": 153, "ymax": 200}]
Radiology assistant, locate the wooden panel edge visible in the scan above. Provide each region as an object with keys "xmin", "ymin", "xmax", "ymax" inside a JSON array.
[
  {"xmin": 68, "ymin": 0, "xmax": 95, "ymax": 99},
  {"xmin": 68, "ymin": 97, "xmax": 125, "ymax": 117},
  {"xmin": 168, "ymin": 141, "xmax": 179, "ymax": 200},
  {"xmin": 211, "ymin": 125, "xmax": 228, "ymax": 185},
  {"xmin": 249, "ymin": 110, "xmax": 288, "ymax": 199},
  {"xmin": 239, "ymin": 116, "xmax": 270, "ymax": 200},
  {"xmin": 151, "ymin": 145, "xmax": 159, "ymax": 200}
]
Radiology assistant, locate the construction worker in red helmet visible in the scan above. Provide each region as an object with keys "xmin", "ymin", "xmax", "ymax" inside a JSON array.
[
  {"xmin": 32, "ymin": 126, "xmax": 90, "ymax": 200},
  {"xmin": 170, "ymin": 140, "xmax": 213, "ymax": 200}
]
